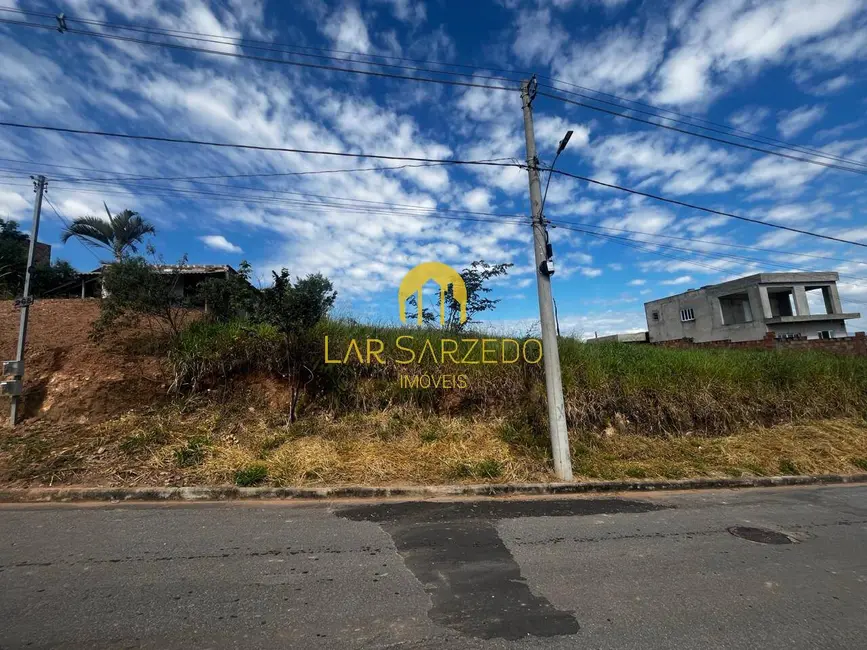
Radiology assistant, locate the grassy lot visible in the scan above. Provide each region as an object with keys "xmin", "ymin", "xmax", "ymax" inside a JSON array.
[
  {"xmin": 3, "ymin": 313, "xmax": 867, "ymax": 488},
  {"xmin": 2, "ymin": 393, "xmax": 866, "ymax": 488}
]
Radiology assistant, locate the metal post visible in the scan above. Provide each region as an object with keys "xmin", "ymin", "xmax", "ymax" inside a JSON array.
[
  {"xmin": 520, "ymin": 80, "xmax": 573, "ymax": 481},
  {"xmin": 9, "ymin": 175, "xmax": 46, "ymax": 425}
]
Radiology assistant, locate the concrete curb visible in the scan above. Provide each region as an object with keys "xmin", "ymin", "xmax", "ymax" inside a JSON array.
[{"xmin": 2, "ymin": 473, "xmax": 867, "ymax": 503}]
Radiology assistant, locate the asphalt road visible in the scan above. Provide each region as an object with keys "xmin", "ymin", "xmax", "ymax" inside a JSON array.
[{"xmin": 2, "ymin": 485, "xmax": 866, "ymax": 649}]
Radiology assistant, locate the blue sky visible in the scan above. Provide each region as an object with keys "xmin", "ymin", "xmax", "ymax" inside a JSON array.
[{"xmin": 1, "ymin": 0, "xmax": 866, "ymax": 336}]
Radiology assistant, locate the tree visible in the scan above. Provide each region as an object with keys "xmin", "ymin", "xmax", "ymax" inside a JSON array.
[
  {"xmin": 31, "ymin": 260, "xmax": 79, "ymax": 297},
  {"xmin": 1, "ymin": 219, "xmax": 78, "ymax": 298},
  {"xmin": 195, "ymin": 261, "xmax": 259, "ymax": 322},
  {"xmin": 257, "ymin": 270, "xmax": 337, "ymax": 421},
  {"xmin": 94, "ymin": 256, "xmax": 191, "ymax": 337},
  {"xmin": 0, "ymin": 218, "xmax": 27, "ymax": 297},
  {"xmin": 406, "ymin": 260, "xmax": 513, "ymax": 332},
  {"xmin": 61, "ymin": 204, "xmax": 155, "ymax": 261}
]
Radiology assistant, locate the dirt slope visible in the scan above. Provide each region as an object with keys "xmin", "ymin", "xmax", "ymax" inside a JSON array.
[{"xmin": 0, "ymin": 299, "xmax": 166, "ymax": 423}]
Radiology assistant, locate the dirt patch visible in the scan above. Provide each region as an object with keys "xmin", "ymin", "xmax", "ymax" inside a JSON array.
[{"xmin": 0, "ymin": 299, "xmax": 167, "ymax": 424}]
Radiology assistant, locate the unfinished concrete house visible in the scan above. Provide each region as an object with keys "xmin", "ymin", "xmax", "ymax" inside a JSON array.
[{"xmin": 644, "ymin": 272, "xmax": 860, "ymax": 343}]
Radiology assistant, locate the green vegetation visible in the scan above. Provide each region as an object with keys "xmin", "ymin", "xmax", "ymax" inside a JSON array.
[
  {"xmin": 174, "ymin": 436, "xmax": 211, "ymax": 467},
  {"xmin": 61, "ymin": 206, "xmax": 155, "ymax": 261},
  {"xmin": 405, "ymin": 260, "xmax": 513, "ymax": 331},
  {"xmin": 234, "ymin": 463, "xmax": 268, "ymax": 486},
  {"xmin": 163, "ymin": 317, "xmax": 867, "ymax": 437},
  {"xmin": 1, "ymin": 218, "xmax": 79, "ymax": 299}
]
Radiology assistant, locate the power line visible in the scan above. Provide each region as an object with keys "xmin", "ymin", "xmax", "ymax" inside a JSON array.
[
  {"xmin": 552, "ymin": 221, "xmax": 867, "ymax": 284},
  {"xmin": 536, "ymin": 83, "xmax": 867, "ymax": 170},
  {"xmin": 544, "ymin": 217, "xmax": 867, "ymax": 268},
  {"xmin": 0, "ymin": 120, "xmax": 526, "ymax": 169},
  {"xmin": 48, "ymin": 177, "xmax": 525, "ymax": 220},
  {"xmin": 0, "ymin": 156, "xmax": 513, "ymax": 182},
  {"xmin": 42, "ymin": 194, "xmax": 104, "ymax": 264},
  {"xmin": 35, "ymin": 172, "xmax": 522, "ymax": 219},
  {"xmin": 5, "ymin": 5, "xmax": 861, "ymax": 172},
  {"xmin": 537, "ymin": 91, "xmax": 867, "ymax": 176},
  {"xmin": 554, "ymin": 223, "xmax": 867, "ymax": 302},
  {"xmin": 544, "ymin": 166, "xmax": 867, "ymax": 249},
  {"xmin": 0, "ymin": 17, "xmax": 518, "ymax": 92},
  {"xmin": 27, "ymin": 182, "xmax": 534, "ymax": 227},
  {"xmin": 0, "ymin": 5, "xmax": 521, "ymax": 84}
]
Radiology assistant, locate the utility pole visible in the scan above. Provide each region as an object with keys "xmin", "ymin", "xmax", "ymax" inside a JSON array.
[
  {"xmin": 4, "ymin": 175, "xmax": 46, "ymax": 426},
  {"xmin": 520, "ymin": 79, "xmax": 573, "ymax": 481}
]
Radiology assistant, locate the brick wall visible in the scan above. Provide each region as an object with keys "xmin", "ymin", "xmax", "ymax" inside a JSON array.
[{"xmin": 654, "ymin": 331, "xmax": 867, "ymax": 356}]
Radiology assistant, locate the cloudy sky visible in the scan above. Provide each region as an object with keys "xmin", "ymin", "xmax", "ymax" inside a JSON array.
[{"xmin": 1, "ymin": 0, "xmax": 866, "ymax": 336}]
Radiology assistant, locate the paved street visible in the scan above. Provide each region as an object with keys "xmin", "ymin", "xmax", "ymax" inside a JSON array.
[{"xmin": 2, "ymin": 485, "xmax": 866, "ymax": 649}]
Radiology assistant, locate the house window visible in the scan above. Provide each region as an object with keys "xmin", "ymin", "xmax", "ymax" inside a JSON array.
[
  {"xmin": 818, "ymin": 330, "xmax": 834, "ymax": 340},
  {"xmin": 651, "ymin": 311, "xmax": 659, "ymax": 321},
  {"xmin": 680, "ymin": 308, "xmax": 695, "ymax": 322}
]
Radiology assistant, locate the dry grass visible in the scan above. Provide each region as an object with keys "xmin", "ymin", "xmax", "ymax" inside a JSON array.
[{"xmin": 2, "ymin": 394, "xmax": 866, "ymax": 488}]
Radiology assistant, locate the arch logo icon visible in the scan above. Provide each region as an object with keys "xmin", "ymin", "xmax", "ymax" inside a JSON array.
[{"xmin": 398, "ymin": 262, "xmax": 467, "ymax": 326}]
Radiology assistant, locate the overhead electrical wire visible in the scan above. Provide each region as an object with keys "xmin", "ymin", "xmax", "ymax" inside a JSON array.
[
  {"xmin": 553, "ymin": 223, "xmax": 867, "ymax": 302},
  {"xmin": 536, "ymin": 84, "xmax": 867, "ymax": 170},
  {"xmin": 0, "ymin": 17, "xmax": 517, "ymax": 91},
  {"xmin": 3, "ymin": 6, "xmax": 863, "ymax": 172},
  {"xmin": 42, "ymin": 194, "xmax": 105, "ymax": 265},
  {"xmin": 6, "ymin": 180, "xmax": 532, "ymax": 227},
  {"xmin": 544, "ymin": 217, "xmax": 867, "ymax": 268},
  {"xmin": 550, "ymin": 221, "xmax": 867, "ymax": 284},
  {"xmin": 536, "ymin": 91, "xmax": 867, "ymax": 176},
  {"xmin": 543, "ymin": 166, "xmax": 867, "ymax": 249},
  {"xmin": 0, "ymin": 120, "xmax": 526, "ymax": 169},
  {"xmin": 0, "ymin": 115, "xmax": 862, "ymax": 248},
  {"xmin": 0, "ymin": 155, "xmax": 515, "ymax": 182}
]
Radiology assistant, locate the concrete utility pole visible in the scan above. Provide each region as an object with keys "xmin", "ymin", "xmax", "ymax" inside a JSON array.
[
  {"xmin": 520, "ymin": 79, "xmax": 573, "ymax": 481},
  {"xmin": 5, "ymin": 175, "xmax": 46, "ymax": 426}
]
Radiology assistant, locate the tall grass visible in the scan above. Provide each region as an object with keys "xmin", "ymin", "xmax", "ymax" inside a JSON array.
[{"xmin": 167, "ymin": 319, "xmax": 867, "ymax": 435}]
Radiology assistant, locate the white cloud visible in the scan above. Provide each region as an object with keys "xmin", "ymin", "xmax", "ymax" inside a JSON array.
[
  {"xmin": 810, "ymin": 75, "xmax": 852, "ymax": 95},
  {"xmin": 463, "ymin": 188, "xmax": 492, "ymax": 212},
  {"xmin": 534, "ymin": 115, "xmax": 591, "ymax": 152},
  {"xmin": 653, "ymin": 0, "xmax": 864, "ymax": 106},
  {"xmin": 728, "ymin": 106, "xmax": 771, "ymax": 133},
  {"xmin": 323, "ymin": 4, "xmax": 372, "ymax": 53},
  {"xmin": 628, "ymin": 278, "xmax": 646, "ymax": 286},
  {"xmin": 200, "ymin": 235, "xmax": 243, "ymax": 253},
  {"xmin": 373, "ymin": 0, "xmax": 426, "ymax": 25},
  {"xmin": 777, "ymin": 105, "xmax": 826, "ymax": 138},
  {"xmin": 587, "ymin": 131, "xmax": 736, "ymax": 195},
  {"xmin": 661, "ymin": 275, "xmax": 694, "ymax": 285},
  {"xmin": 580, "ymin": 267, "xmax": 603, "ymax": 277},
  {"xmin": 512, "ymin": 8, "xmax": 569, "ymax": 66},
  {"xmin": 600, "ymin": 206, "xmax": 677, "ymax": 237},
  {"xmin": 551, "ymin": 20, "xmax": 668, "ymax": 92}
]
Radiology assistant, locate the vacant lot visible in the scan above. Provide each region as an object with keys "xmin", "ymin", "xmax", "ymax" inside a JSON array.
[{"xmin": 2, "ymin": 300, "xmax": 866, "ymax": 487}]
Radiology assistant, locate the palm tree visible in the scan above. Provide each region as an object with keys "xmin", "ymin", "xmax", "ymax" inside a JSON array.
[{"xmin": 61, "ymin": 203, "xmax": 156, "ymax": 261}]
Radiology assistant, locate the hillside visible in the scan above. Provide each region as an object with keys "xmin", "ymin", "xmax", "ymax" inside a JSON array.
[
  {"xmin": 1, "ymin": 299, "xmax": 867, "ymax": 488},
  {"xmin": 0, "ymin": 299, "xmax": 166, "ymax": 422}
]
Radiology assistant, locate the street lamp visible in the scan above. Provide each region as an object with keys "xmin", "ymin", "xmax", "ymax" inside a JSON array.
[
  {"xmin": 538, "ymin": 130, "xmax": 574, "ymax": 278},
  {"xmin": 539, "ymin": 131, "xmax": 574, "ymax": 336}
]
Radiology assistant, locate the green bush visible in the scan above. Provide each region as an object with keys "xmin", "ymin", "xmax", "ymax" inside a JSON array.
[
  {"xmin": 169, "ymin": 320, "xmax": 282, "ymax": 391},
  {"xmin": 234, "ymin": 464, "xmax": 268, "ymax": 486},
  {"xmin": 174, "ymin": 436, "xmax": 211, "ymax": 467},
  {"xmin": 166, "ymin": 316, "xmax": 867, "ymax": 437}
]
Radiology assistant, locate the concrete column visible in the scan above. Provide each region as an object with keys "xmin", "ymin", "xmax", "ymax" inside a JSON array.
[
  {"xmin": 757, "ymin": 286, "xmax": 772, "ymax": 319},
  {"xmin": 793, "ymin": 286, "xmax": 809, "ymax": 316},
  {"xmin": 826, "ymin": 284, "xmax": 843, "ymax": 314}
]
